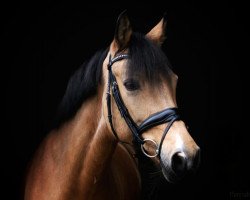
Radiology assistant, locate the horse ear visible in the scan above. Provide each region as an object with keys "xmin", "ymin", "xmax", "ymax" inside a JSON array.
[
  {"xmin": 111, "ymin": 10, "xmax": 132, "ymax": 52},
  {"xmin": 146, "ymin": 14, "xmax": 167, "ymax": 46}
]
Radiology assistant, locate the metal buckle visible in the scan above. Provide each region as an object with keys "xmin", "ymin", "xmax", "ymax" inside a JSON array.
[{"xmin": 141, "ymin": 138, "xmax": 159, "ymax": 158}]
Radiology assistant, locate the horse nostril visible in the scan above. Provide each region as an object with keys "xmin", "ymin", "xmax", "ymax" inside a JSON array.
[{"xmin": 171, "ymin": 152, "xmax": 187, "ymax": 175}]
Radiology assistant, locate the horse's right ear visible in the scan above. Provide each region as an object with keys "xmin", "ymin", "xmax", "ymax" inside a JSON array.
[{"xmin": 111, "ymin": 10, "xmax": 132, "ymax": 53}]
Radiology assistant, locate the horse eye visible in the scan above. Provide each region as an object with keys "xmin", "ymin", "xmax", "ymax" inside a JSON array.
[{"xmin": 123, "ymin": 79, "xmax": 140, "ymax": 91}]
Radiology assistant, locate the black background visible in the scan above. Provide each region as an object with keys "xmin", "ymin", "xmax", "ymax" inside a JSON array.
[{"xmin": 3, "ymin": 1, "xmax": 248, "ymax": 200}]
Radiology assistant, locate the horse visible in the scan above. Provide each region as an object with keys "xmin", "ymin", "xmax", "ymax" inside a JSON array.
[{"xmin": 24, "ymin": 11, "xmax": 200, "ymax": 200}]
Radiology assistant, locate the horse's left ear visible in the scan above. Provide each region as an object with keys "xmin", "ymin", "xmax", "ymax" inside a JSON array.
[
  {"xmin": 146, "ymin": 14, "xmax": 167, "ymax": 46},
  {"xmin": 111, "ymin": 10, "xmax": 132, "ymax": 53}
]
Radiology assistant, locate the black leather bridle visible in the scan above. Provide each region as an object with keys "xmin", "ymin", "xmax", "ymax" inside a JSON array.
[{"xmin": 106, "ymin": 53, "xmax": 180, "ymax": 158}]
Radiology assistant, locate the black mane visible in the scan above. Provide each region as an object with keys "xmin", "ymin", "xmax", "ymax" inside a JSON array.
[
  {"xmin": 52, "ymin": 33, "xmax": 173, "ymax": 129},
  {"xmin": 52, "ymin": 49, "xmax": 108, "ymax": 129}
]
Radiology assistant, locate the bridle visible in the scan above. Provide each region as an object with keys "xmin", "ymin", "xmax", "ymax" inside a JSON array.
[{"xmin": 106, "ymin": 53, "xmax": 180, "ymax": 158}]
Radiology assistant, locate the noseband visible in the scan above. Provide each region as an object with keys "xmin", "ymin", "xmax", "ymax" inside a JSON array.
[{"xmin": 106, "ymin": 53, "xmax": 180, "ymax": 158}]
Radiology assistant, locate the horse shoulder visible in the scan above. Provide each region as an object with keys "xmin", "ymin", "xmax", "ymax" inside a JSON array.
[{"xmin": 24, "ymin": 130, "xmax": 68, "ymax": 200}]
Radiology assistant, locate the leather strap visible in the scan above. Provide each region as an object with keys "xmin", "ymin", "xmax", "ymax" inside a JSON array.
[{"xmin": 138, "ymin": 108, "xmax": 179, "ymax": 134}]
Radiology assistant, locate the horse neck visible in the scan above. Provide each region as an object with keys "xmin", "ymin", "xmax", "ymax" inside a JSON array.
[
  {"xmin": 65, "ymin": 99, "xmax": 119, "ymax": 190},
  {"xmin": 26, "ymin": 87, "xmax": 141, "ymax": 199},
  {"xmin": 37, "ymin": 88, "xmax": 119, "ymax": 197}
]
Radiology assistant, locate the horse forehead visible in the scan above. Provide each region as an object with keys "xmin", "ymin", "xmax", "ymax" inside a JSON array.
[
  {"xmin": 149, "ymin": 73, "xmax": 177, "ymax": 92},
  {"xmin": 108, "ymin": 57, "xmax": 178, "ymax": 90}
]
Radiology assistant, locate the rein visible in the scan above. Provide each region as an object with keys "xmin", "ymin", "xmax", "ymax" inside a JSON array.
[{"xmin": 106, "ymin": 53, "xmax": 180, "ymax": 158}]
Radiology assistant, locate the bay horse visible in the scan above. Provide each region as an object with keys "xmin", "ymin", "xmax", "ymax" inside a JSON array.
[{"xmin": 25, "ymin": 11, "xmax": 200, "ymax": 200}]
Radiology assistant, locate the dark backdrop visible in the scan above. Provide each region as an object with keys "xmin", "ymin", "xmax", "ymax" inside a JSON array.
[{"xmin": 3, "ymin": 1, "xmax": 248, "ymax": 200}]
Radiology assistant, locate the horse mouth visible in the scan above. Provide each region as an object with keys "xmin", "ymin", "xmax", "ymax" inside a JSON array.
[{"xmin": 160, "ymin": 161, "xmax": 185, "ymax": 183}]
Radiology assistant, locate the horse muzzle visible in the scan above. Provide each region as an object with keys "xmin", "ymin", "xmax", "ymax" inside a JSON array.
[{"xmin": 161, "ymin": 148, "xmax": 200, "ymax": 183}]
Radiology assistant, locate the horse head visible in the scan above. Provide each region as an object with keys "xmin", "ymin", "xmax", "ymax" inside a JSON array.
[{"xmin": 102, "ymin": 11, "xmax": 200, "ymax": 183}]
